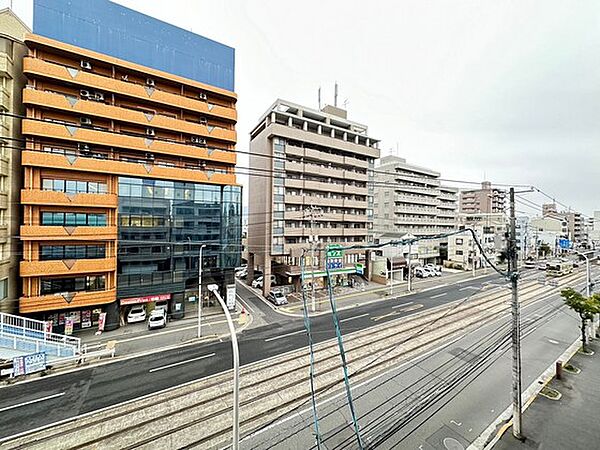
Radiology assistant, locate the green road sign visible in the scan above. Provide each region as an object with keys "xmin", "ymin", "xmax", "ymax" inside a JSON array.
[{"xmin": 327, "ymin": 244, "xmax": 344, "ymax": 258}]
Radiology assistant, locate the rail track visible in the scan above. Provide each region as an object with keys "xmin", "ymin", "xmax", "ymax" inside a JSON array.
[{"xmin": 1, "ymin": 271, "xmax": 585, "ymax": 450}]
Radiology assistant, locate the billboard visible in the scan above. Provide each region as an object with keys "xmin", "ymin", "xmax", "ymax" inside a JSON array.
[{"xmin": 33, "ymin": 0, "xmax": 235, "ymax": 91}]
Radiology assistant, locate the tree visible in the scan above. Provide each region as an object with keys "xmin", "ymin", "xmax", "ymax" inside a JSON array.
[
  {"xmin": 560, "ymin": 288, "xmax": 600, "ymax": 352},
  {"xmin": 538, "ymin": 243, "xmax": 551, "ymax": 257}
]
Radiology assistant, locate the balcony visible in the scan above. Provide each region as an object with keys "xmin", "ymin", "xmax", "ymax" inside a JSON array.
[
  {"xmin": 283, "ymin": 227, "xmax": 306, "ymax": 237},
  {"xmin": 21, "ymin": 190, "xmax": 118, "ymax": 208},
  {"xmin": 343, "ymin": 213, "xmax": 368, "ymax": 222},
  {"xmin": 305, "ymin": 148, "xmax": 344, "ymax": 165},
  {"xmin": 394, "ymin": 193, "xmax": 438, "ymax": 206},
  {"xmin": 20, "ymin": 225, "xmax": 118, "ymax": 241},
  {"xmin": 343, "ymin": 198, "xmax": 367, "ymax": 209},
  {"xmin": 285, "ymin": 145, "xmax": 304, "ymax": 157},
  {"xmin": 0, "ymin": 193, "xmax": 7, "ymax": 209},
  {"xmin": 20, "ymin": 257, "xmax": 117, "ymax": 277},
  {"xmin": 343, "ymin": 156, "xmax": 368, "ymax": 169},
  {"xmin": 343, "ymin": 184, "xmax": 368, "ymax": 195},
  {"xmin": 19, "ymin": 289, "xmax": 117, "ymax": 313},
  {"xmin": 285, "ymin": 160, "xmax": 304, "ymax": 173},
  {"xmin": 304, "ymin": 179, "xmax": 335, "ymax": 192},
  {"xmin": 345, "ymin": 171, "xmax": 368, "ymax": 182},
  {"xmin": 343, "ymin": 228, "xmax": 368, "ymax": 237},
  {"xmin": 23, "ymin": 57, "xmax": 237, "ymax": 122},
  {"xmin": 395, "ymin": 204, "xmax": 438, "ymax": 215},
  {"xmin": 22, "ymin": 120, "xmax": 236, "ymax": 165},
  {"xmin": 23, "ymin": 89, "xmax": 236, "ymax": 144},
  {"xmin": 0, "ymin": 158, "xmax": 8, "ymax": 176},
  {"xmin": 21, "ymin": 151, "xmax": 237, "ymax": 186}
]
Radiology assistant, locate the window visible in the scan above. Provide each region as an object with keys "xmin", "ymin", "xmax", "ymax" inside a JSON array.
[
  {"xmin": 0, "ymin": 278, "xmax": 6, "ymax": 300},
  {"xmin": 456, "ymin": 238, "xmax": 463, "ymax": 245},
  {"xmin": 41, "ymin": 212, "xmax": 107, "ymax": 226},
  {"xmin": 40, "ymin": 275, "xmax": 106, "ymax": 295},
  {"xmin": 42, "ymin": 178, "xmax": 107, "ymax": 194},
  {"xmin": 456, "ymin": 250, "xmax": 464, "ymax": 256},
  {"xmin": 40, "ymin": 245, "xmax": 106, "ymax": 260}
]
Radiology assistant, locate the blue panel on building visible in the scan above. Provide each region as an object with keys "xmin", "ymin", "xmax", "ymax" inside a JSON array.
[{"xmin": 33, "ymin": 0, "xmax": 234, "ymax": 91}]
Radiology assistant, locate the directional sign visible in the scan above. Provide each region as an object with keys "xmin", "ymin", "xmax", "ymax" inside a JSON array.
[{"xmin": 558, "ymin": 238, "xmax": 571, "ymax": 250}]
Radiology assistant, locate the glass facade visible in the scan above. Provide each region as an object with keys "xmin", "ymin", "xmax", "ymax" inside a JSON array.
[{"xmin": 117, "ymin": 177, "xmax": 242, "ymax": 299}]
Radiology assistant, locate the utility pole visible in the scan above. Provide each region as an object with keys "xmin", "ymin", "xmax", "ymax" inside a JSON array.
[
  {"xmin": 306, "ymin": 206, "xmax": 322, "ymax": 312},
  {"xmin": 407, "ymin": 241, "xmax": 412, "ymax": 292},
  {"xmin": 509, "ymin": 187, "xmax": 523, "ymax": 440},
  {"xmin": 198, "ymin": 244, "xmax": 206, "ymax": 338}
]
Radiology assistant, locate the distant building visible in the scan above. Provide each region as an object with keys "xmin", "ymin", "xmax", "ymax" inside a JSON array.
[
  {"xmin": 0, "ymin": 9, "xmax": 30, "ymax": 313},
  {"xmin": 372, "ymin": 155, "xmax": 458, "ymax": 266},
  {"xmin": 542, "ymin": 203, "xmax": 586, "ymax": 244},
  {"xmin": 529, "ymin": 215, "xmax": 568, "ymax": 255},
  {"xmin": 591, "ymin": 211, "xmax": 600, "ymax": 244},
  {"xmin": 448, "ymin": 213, "xmax": 507, "ymax": 269},
  {"xmin": 459, "ymin": 181, "xmax": 506, "ymax": 214},
  {"xmin": 516, "ymin": 216, "xmax": 529, "ymax": 260},
  {"xmin": 248, "ymin": 99, "xmax": 380, "ymax": 295}
]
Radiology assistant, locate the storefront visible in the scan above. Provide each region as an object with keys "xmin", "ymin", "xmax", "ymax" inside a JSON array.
[
  {"xmin": 42, "ymin": 307, "xmax": 105, "ymax": 334},
  {"xmin": 119, "ymin": 293, "xmax": 172, "ymax": 325}
]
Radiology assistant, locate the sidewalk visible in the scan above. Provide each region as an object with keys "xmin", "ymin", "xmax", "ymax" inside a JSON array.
[
  {"xmin": 75, "ymin": 305, "xmax": 253, "ymax": 356},
  {"xmin": 277, "ymin": 268, "xmax": 494, "ymax": 316},
  {"xmin": 494, "ymin": 341, "xmax": 600, "ymax": 450}
]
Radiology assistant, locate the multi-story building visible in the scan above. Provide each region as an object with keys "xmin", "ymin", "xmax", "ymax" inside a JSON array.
[
  {"xmin": 19, "ymin": 0, "xmax": 240, "ymax": 331},
  {"xmin": 542, "ymin": 203, "xmax": 585, "ymax": 244},
  {"xmin": 0, "ymin": 9, "xmax": 29, "ymax": 313},
  {"xmin": 248, "ymin": 100, "xmax": 379, "ymax": 295},
  {"xmin": 448, "ymin": 213, "xmax": 507, "ymax": 269},
  {"xmin": 515, "ymin": 216, "xmax": 529, "ymax": 260},
  {"xmin": 372, "ymin": 155, "xmax": 458, "ymax": 265},
  {"xmin": 529, "ymin": 215, "xmax": 568, "ymax": 255},
  {"xmin": 459, "ymin": 181, "xmax": 506, "ymax": 214},
  {"xmin": 591, "ymin": 211, "xmax": 600, "ymax": 245}
]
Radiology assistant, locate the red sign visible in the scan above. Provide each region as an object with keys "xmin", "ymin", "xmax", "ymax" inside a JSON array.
[
  {"xmin": 44, "ymin": 321, "xmax": 53, "ymax": 334},
  {"xmin": 120, "ymin": 293, "xmax": 171, "ymax": 306},
  {"xmin": 98, "ymin": 312, "xmax": 107, "ymax": 332}
]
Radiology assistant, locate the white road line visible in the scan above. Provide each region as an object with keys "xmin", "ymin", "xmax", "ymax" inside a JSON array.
[
  {"xmin": 459, "ymin": 286, "xmax": 479, "ymax": 291},
  {"xmin": 392, "ymin": 302, "xmax": 414, "ymax": 309},
  {"xmin": 148, "ymin": 353, "xmax": 215, "ymax": 373},
  {"xmin": 264, "ymin": 329, "xmax": 305, "ymax": 342},
  {"xmin": 0, "ymin": 392, "xmax": 66, "ymax": 413},
  {"xmin": 340, "ymin": 313, "xmax": 369, "ymax": 323},
  {"xmin": 430, "ymin": 293, "xmax": 447, "ymax": 299}
]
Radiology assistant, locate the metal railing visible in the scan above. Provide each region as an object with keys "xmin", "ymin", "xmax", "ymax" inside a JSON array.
[{"xmin": 0, "ymin": 312, "xmax": 81, "ymax": 356}]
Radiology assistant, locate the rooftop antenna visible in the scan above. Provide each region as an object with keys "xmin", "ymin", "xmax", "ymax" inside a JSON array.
[
  {"xmin": 343, "ymin": 98, "xmax": 349, "ymax": 109},
  {"xmin": 334, "ymin": 81, "xmax": 338, "ymax": 107},
  {"xmin": 318, "ymin": 86, "xmax": 321, "ymax": 110}
]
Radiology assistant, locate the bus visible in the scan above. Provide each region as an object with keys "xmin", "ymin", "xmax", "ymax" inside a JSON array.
[{"xmin": 546, "ymin": 260, "xmax": 574, "ymax": 277}]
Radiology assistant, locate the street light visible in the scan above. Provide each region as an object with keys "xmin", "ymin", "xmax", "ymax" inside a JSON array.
[
  {"xmin": 570, "ymin": 249, "xmax": 595, "ymax": 336},
  {"xmin": 197, "ymin": 244, "xmax": 207, "ymax": 339},
  {"xmin": 207, "ymin": 283, "xmax": 240, "ymax": 450}
]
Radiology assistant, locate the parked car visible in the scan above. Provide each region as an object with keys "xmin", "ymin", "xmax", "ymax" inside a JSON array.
[
  {"xmin": 267, "ymin": 291, "xmax": 288, "ymax": 306},
  {"xmin": 524, "ymin": 259, "xmax": 536, "ymax": 268},
  {"xmin": 424, "ymin": 264, "xmax": 442, "ymax": 276},
  {"xmin": 148, "ymin": 309, "xmax": 167, "ymax": 330},
  {"xmin": 252, "ymin": 275, "xmax": 276, "ymax": 289},
  {"xmin": 414, "ymin": 267, "xmax": 429, "ymax": 278},
  {"xmin": 127, "ymin": 305, "xmax": 146, "ymax": 324},
  {"xmin": 236, "ymin": 269, "xmax": 247, "ymax": 279}
]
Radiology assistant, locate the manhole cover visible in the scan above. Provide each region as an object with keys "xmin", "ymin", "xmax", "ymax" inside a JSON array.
[{"xmin": 443, "ymin": 437, "xmax": 465, "ymax": 450}]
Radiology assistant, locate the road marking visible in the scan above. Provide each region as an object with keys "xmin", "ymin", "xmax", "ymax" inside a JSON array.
[
  {"xmin": 392, "ymin": 302, "xmax": 414, "ymax": 309},
  {"xmin": 548, "ymin": 339, "xmax": 560, "ymax": 345},
  {"xmin": 431, "ymin": 293, "xmax": 447, "ymax": 299},
  {"xmin": 450, "ymin": 420, "xmax": 462, "ymax": 426},
  {"xmin": 0, "ymin": 392, "xmax": 66, "ymax": 413},
  {"xmin": 264, "ymin": 329, "xmax": 305, "ymax": 342},
  {"xmin": 459, "ymin": 286, "xmax": 479, "ymax": 291},
  {"xmin": 371, "ymin": 311, "xmax": 400, "ymax": 322},
  {"xmin": 148, "ymin": 353, "xmax": 215, "ymax": 373},
  {"xmin": 340, "ymin": 313, "xmax": 369, "ymax": 323}
]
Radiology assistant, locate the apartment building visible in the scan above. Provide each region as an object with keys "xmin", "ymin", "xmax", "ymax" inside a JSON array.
[
  {"xmin": 448, "ymin": 213, "xmax": 507, "ymax": 269},
  {"xmin": 0, "ymin": 9, "xmax": 29, "ymax": 313},
  {"xmin": 248, "ymin": 100, "xmax": 379, "ymax": 295},
  {"xmin": 19, "ymin": 0, "xmax": 240, "ymax": 331},
  {"xmin": 459, "ymin": 181, "xmax": 506, "ymax": 214},
  {"xmin": 372, "ymin": 156, "xmax": 458, "ymax": 265},
  {"xmin": 542, "ymin": 203, "xmax": 585, "ymax": 244}
]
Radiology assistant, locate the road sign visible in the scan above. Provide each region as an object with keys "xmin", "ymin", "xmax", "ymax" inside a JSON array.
[
  {"xmin": 226, "ymin": 284, "xmax": 236, "ymax": 311},
  {"xmin": 12, "ymin": 352, "xmax": 47, "ymax": 377},
  {"xmin": 355, "ymin": 263, "xmax": 365, "ymax": 275},
  {"xmin": 558, "ymin": 238, "xmax": 571, "ymax": 250}
]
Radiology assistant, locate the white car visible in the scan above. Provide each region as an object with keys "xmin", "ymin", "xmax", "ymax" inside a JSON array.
[
  {"xmin": 424, "ymin": 265, "xmax": 442, "ymax": 276},
  {"xmin": 252, "ymin": 275, "xmax": 276, "ymax": 289},
  {"xmin": 414, "ymin": 267, "xmax": 430, "ymax": 278},
  {"xmin": 148, "ymin": 309, "xmax": 167, "ymax": 329},
  {"xmin": 127, "ymin": 305, "xmax": 146, "ymax": 324},
  {"xmin": 267, "ymin": 291, "xmax": 288, "ymax": 306}
]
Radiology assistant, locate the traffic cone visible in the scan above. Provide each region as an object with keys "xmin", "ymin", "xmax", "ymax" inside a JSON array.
[{"xmin": 239, "ymin": 306, "xmax": 247, "ymax": 324}]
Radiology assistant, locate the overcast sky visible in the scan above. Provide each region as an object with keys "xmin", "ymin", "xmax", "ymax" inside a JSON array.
[{"xmin": 7, "ymin": 0, "xmax": 600, "ymax": 216}]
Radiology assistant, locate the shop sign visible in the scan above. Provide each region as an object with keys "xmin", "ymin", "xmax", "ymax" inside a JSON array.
[
  {"xmin": 355, "ymin": 263, "xmax": 365, "ymax": 275},
  {"xmin": 81, "ymin": 310, "xmax": 92, "ymax": 328},
  {"xmin": 13, "ymin": 352, "xmax": 46, "ymax": 377},
  {"xmin": 44, "ymin": 321, "xmax": 53, "ymax": 334},
  {"xmin": 226, "ymin": 284, "xmax": 236, "ymax": 311},
  {"xmin": 120, "ymin": 293, "xmax": 171, "ymax": 306},
  {"xmin": 72, "ymin": 311, "xmax": 81, "ymax": 324},
  {"xmin": 326, "ymin": 244, "xmax": 344, "ymax": 258},
  {"xmin": 64, "ymin": 317, "xmax": 74, "ymax": 335}
]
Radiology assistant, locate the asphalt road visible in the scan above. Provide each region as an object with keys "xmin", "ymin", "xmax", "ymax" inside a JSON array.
[
  {"xmin": 0, "ymin": 268, "xmax": 574, "ymax": 439},
  {"xmin": 242, "ymin": 274, "xmax": 592, "ymax": 449}
]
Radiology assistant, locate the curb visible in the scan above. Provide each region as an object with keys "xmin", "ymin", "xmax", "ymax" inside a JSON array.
[{"xmin": 468, "ymin": 337, "xmax": 582, "ymax": 450}]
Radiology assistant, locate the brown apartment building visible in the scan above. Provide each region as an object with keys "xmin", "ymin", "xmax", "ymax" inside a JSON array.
[
  {"xmin": 459, "ymin": 181, "xmax": 506, "ymax": 214},
  {"xmin": 248, "ymin": 100, "xmax": 380, "ymax": 296},
  {"xmin": 19, "ymin": 34, "xmax": 240, "ymax": 330}
]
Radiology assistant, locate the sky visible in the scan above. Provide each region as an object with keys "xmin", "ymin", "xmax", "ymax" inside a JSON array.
[{"xmin": 6, "ymin": 0, "xmax": 600, "ymax": 217}]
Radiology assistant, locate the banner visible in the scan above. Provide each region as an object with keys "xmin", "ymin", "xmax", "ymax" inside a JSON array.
[
  {"xmin": 81, "ymin": 310, "xmax": 92, "ymax": 328},
  {"xmin": 98, "ymin": 312, "xmax": 107, "ymax": 332},
  {"xmin": 44, "ymin": 321, "xmax": 53, "ymax": 334},
  {"xmin": 226, "ymin": 284, "xmax": 236, "ymax": 311},
  {"xmin": 64, "ymin": 317, "xmax": 74, "ymax": 335},
  {"xmin": 13, "ymin": 352, "xmax": 47, "ymax": 377}
]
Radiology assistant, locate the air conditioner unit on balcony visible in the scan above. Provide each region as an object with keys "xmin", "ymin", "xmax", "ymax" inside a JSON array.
[
  {"xmin": 80, "ymin": 90, "xmax": 91, "ymax": 99},
  {"xmin": 146, "ymin": 78, "xmax": 155, "ymax": 87},
  {"xmin": 80, "ymin": 117, "xmax": 92, "ymax": 126},
  {"xmin": 190, "ymin": 136, "xmax": 206, "ymax": 146},
  {"xmin": 146, "ymin": 127, "xmax": 155, "ymax": 137},
  {"xmin": 145, "ymin": 152, "xmax": 155, "ymax": 161},
  {"xmin": 94, "ymin": 92, "xmax": 104, "ymax": 102},
  {"xmin": 198, "ymin": 92, "xmax": 208, "ymax": 101},
  {"xmin": 199, "ymin": 117, "xmax": 208, "ymax": 125},
  {"xmin": 80, "ymin": 60, "xmax": 92, "ymax": 70},
  {"xmin": 78, "ymin": 143, "xmax": 91, "ymax": 154}
]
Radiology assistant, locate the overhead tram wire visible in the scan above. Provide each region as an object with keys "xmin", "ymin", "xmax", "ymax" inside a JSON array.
[{"xmin": 1, "ymin": 111, "xmax": 529, "ymax": 189}]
